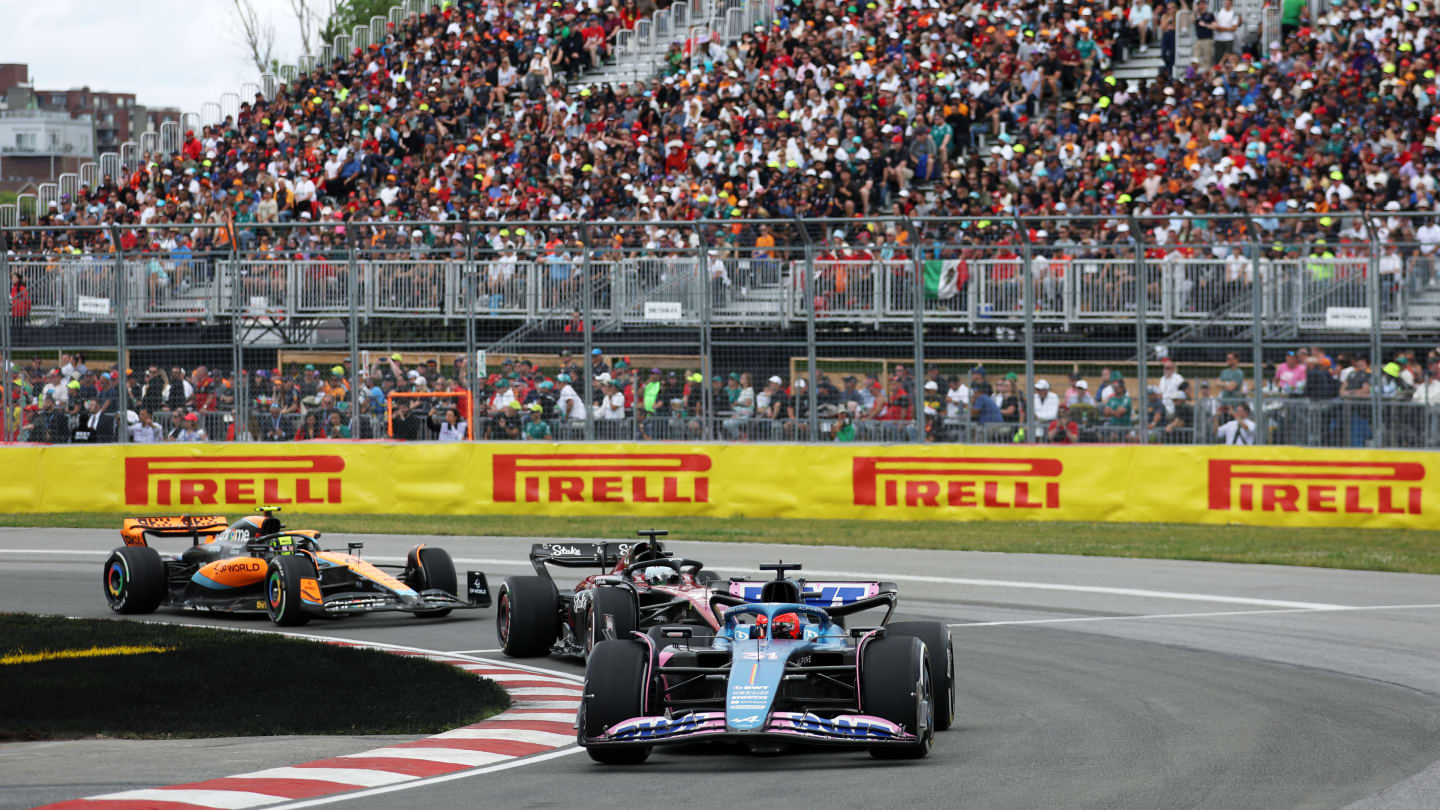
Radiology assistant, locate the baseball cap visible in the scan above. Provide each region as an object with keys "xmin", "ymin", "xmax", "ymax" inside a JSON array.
[
  {"xmin": 390, "ymin": 353, "xmax": 402, "ymax": 361},
  {"xmin": 509, "ymin": 400, "xmax": 522, "ymax": 409},
  {"xmin": 592, "ymin": 348, "xmax": 603, "ymax": 356},
  {"xmin": 331, "ymin": 365, "xmax": 345, "ymax": 375},
  {"xmin": 768, "ymin": 375, "xmax": 782, "ymax": 384},
  {"xmin": 1035, "ymin": 379, "xmax": 1050, "ymax": 390},
  {"xmin": 1004, "ymin": 372, "xmax": 1018, "ymax": 381},
  {"xmin": 184, "ymin": 412, "xmax": 199, "ymax": 421},
  {"xmin": 1076, "ymin": 380, "xmax": 1089, "ymax": 390},
  {"xmin": 528, "ymin": 402, "xmax": 542, "ymax": 411},
  {"xmin": 924, "ymin": 380, "xmax": 939, "ymax": 391}
]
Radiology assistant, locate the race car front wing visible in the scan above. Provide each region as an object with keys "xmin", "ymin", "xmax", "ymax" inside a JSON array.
[{"xmin": 585, "ymin": 711, "xmax": 918, "ymax": 748}]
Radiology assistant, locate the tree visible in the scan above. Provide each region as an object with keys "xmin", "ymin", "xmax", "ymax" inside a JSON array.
[
  {"xmin": 320, "ymin": 0, "xmax": 403, "ymax": 45},
  {"xmin": 224, "ymin": 0, "xmax": 277, "ymax": 76},
  {"xmin": 288, "ymin": 0, "xmax": 325, "ymax": 58}
]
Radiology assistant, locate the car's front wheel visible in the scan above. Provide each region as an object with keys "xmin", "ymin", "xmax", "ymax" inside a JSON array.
[
  {"xmin": 580, "ymin": 639, "xmax": 652, "ymax": 765},
  {"xmin": 266, "ymin": 554, "xmax": 317, "ymax": 626},
  {"xmin": 861, "ymin": 635, "xmax": 934, "ymax": 759},
  {"xmin": 407, "ymin": 545, "xmax": 458, "ymax": 618},
  {"xmin": 102, "ymin": 546, "xmax": 165, "ymax": 614},
  {"xmin": 585, "ymin": 587, "xmax": 638, "ymax": 655}
]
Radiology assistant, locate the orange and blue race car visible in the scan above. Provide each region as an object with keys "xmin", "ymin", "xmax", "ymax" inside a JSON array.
[{"xmin": 102, "ymin": 507, "xmax": 490, "ymax": 626}]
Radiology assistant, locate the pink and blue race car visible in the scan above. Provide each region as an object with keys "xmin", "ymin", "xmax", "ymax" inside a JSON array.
[{"xmin": 578, "ymin": 562, "xmax": 954, "ymax": 763}]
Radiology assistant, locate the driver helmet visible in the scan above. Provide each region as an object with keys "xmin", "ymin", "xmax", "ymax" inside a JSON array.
[
  {"xmin": 752, "ymin": 614, "xmax": 768, "ymax": 639},
  {"xmin": 641, "ymin": 564, "xmax": 680, "ymax": 586},
  {"xmin": 769, "ymin": 612, "xmax": 802, "ymax": 640}
]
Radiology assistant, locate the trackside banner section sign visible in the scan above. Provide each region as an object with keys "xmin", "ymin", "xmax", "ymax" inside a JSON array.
[{"xmin": 3, "ymin": 444, "xmax": 1437, "ymax": 529}]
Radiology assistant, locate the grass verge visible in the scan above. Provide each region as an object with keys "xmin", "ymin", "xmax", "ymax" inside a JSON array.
[
  {"xmin": 0, "ymin": 613, "xmax": 509, "ymax": 741},
  {"xmin": 5, "ymin": 512, "xmax": 1440, "ymax": 575}
]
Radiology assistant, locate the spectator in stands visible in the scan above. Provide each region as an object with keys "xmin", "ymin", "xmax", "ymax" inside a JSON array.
[
  {"xmin": 1218, "ymin": 353, "xmax": 1246, "ymax": 404},
  {"xmin": 1216, "ymin": 403, "xmax": 1255, "ymax": 445},
  {"xmin": 556, "ymin": 373, "xmax": 587, "ymax": 421},
  {"xmin": 1164, "ymin": 383, "xmax": 1193, "ymax": 442},
  {"xmin": 1066, "ymin": 379, "xmax": 1096, "ymax": 407},
  {"xmin": 293, "ymin": 411, "xmax": 325, "ymax": 441},
  {"xmin": 1212, "ymin": 0, "xmax": 1242, "ymax": 62},
  {"xmin": 71, "ymin": 399, "xmax": 111, "ymax": 443},
  {"xmin": 1104, "ymin": 380, "xmax": 1133, "ymax": 427},
  {"xmin": 1033, "ymin": 380, "xmax": 1060, "ymax": 424},
  {"xmin": 130, "ymin": 408, "xmax": 164, "ymax": 443},
  {"xmin": 327, "ymin": 411, "xmax": 351, "ymax": 439},
  {"xmin": 971, "ymin": 385, "xmax": 1004, "ymax": 425},
  {"xmin": 1275, "ymin": 352, "xmax": 1308, "ymax": 394},
  {"xmin": 10, "ymin": 271, "xmax": 30, "ymax": 323},
  {"xmin": 259, "ymin": 403, "xmax": 288, "ymax": 441},
  {"xmin": 723, "ymin": 373, "xmax": 755, "ymax": 439},
  {"xmin": 1047, "ymin": 404, "xmax": 1081, "ymax": 443},
  {"xmin": 1159, "ymin": 360, "xmax": 1185, "ymax": 415},
  {"xmin": 833, "ymin": 409, "xmax": 856, "ymax": 442},
  {"xmin": 174, "ymin": 412, "xmax": 207, "ymax": 442},
  {"xmin": 996, "ymin": 374, "xmax": 1024, "ymax": 425},
  {"xmin": 31, "ymin": 396, "xmax": 69, "ymax": 444},
  {"xmin": 524, "ymin": 403, "xmax": 553, "ymax": 440},
  {"xmin": 1342, "ymin": 354, "xmax": 1373, "ymax": 445},
  {"xmin": 430, "ymin": 407, "xmax": 465, "ymax": 442}
]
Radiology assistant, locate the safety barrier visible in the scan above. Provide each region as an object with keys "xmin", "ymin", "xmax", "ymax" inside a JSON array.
[{"xmin": 1, "ymin": 442, "xmax": 1434, "ymax": 530}]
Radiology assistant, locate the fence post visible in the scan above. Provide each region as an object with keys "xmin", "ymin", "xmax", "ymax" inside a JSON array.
[
  {"xmin": 800, "ymin": 225, "xmax": 819, "ymax": 441},
  {"xmin": 348, "ymin": 225, "xmax": 362, "ymax": 439},
  {"xmin": 232, "ymin": 231, "xmax": 246, "ymax": 441},
  {"xmin": 1129, "ymin": 213, "xmax": 1148, "ymax": 445},
  {"xmin": 462, "ymin": 222, "xmax": 477, "ymax": 441},
  {"xmin": 1363, "ymin": 210, "xmax": 1383, "ymax": 447},
  {"xmin": 0, "ymin": 227, "xmax": 10, "ymax": 442},
  {"xmin": 108, "ymin": 225, "xmax": 129, "ymax": 444},
  {"xmin": 1016, "ymin": 217, "xmax": 1035, "ymax": 444},
  {"xmin": 1246, "ymin": 218, "xmax": 1266, "ymax": 444},
  {"xmin": 699, "ymin": 224, "xmax": 713, "ymax": 441},
  {"xmin": 909, "ymin": 218, "xmax": 925, "ymax": 444},
  {"xmin": 581, "ymin": 224, "xmax": 595, "ymax": 442}
]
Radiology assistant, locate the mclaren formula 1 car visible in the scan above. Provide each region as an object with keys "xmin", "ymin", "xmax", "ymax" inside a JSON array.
[
  {"xmin": 102, "ymin": 508, "xmax": 490, "ymax": 626},
  {"xmin": 496, "ymin": 530, "xmax": 910, "ymax": 661},
  {"xmin": 578, "ymin": 562, "xmax": 954, "ymax": 763}
]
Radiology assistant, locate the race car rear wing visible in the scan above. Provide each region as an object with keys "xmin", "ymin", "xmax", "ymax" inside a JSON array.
[
  {"xmin": 529, "ymin": 541, "xmax": 639, "ymax": 576},
  {"xmin": 121, "ymin": 515, "xmax": 229, "ymax": 548}
]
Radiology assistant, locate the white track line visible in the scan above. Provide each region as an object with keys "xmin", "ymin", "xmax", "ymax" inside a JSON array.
[
  {"xmin": 6, "ymin": 548, "xmax": 1350, "ymax": 609},
  {"xmin": 799, "ymin": 567, "xmax": 1347, "ymax": 609},
  {"xmin": 83, "ymin": 788, "xmax": 285, "ymax": 808},
  {"xmin": 951, "ymin": 603, "xmax": 1440, "ymax": 628}
]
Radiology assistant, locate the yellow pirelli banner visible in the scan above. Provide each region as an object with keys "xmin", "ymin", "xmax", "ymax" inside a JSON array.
[{"xmin": 1, "ymin": 443, "xmax": 1435, "ymax": 529}]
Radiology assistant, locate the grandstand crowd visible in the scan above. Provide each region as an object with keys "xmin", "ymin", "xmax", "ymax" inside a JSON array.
[
  {"xmin": 6, "ymin": 346, "xmax": 1440, "ymax": 445},
  {"xmin": 7, "ymin": 0, "xmax": 1440, "ymax": 264}
]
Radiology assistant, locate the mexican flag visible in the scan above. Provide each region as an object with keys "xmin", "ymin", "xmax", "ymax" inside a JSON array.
[{"xmin": 923, "ymin": 260, "xmax": 960, "ymax": 300}]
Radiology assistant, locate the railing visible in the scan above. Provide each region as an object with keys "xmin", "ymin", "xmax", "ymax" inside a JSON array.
[{"xmin": 6, "ymin": 251, "xmax": 1434, "ymax": 331}]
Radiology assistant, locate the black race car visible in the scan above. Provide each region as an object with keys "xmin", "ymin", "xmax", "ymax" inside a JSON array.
[
  {"xmin": 103, "ymin": 508, "xmax": 490, "ymax": 626},
  {"xmin": 496, "ymin": 530, "xmax": 728, "ymax": 659}
]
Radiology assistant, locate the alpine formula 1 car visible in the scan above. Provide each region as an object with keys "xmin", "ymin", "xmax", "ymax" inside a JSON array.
[
  {"xmin": 496, "ymin": 530, "xmax": 894, "ymax": 660},
  {"xmin": 578, "ymin": 562, "xmax": 954, "ymax": 763},
  {"xmin": 102, "ymin": 508, "xmax": 491, "ymax": 626}
]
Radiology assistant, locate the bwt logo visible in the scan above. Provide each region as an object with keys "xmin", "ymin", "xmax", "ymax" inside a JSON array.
[
  {"xmin": 1208, "ymin": 459, "xmax": 1424, "ymax": 515},
  {"xmin": 492, "ymin": 453, "xmax": 711, "ymax": 504},
  {"xmin": 124, "ymin": 456, "xmax": 345, "ymax": 506},
  {"xmin": 853, "ymin": 456, "xmax": 1063, "ymax": 509}
]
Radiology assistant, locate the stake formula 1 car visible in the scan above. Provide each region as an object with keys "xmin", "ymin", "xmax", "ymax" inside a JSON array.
[
  {"xmin": 495, "ymin": 530, "xmax": 897, "ymax": 661},
  {"xmin": 103, "ymin": 508, "xmax": 491, "ymax": 626},
  {"xmin": 578, "ymin": 562, "xmax": 954, "ymax": 763}
]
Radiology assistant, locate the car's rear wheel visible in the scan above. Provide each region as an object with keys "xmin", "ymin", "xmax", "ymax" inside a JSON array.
[
  {"xmin": 266, "ymin": 554, "xmax": 317, "ymax": 626},
  {"xmin": 407, "ymin": 545, "xmax": 458, "ymax": 618},
  {"xmin": 585, "ymin": 587, "xmax": 638, "ymax": 656},
  {"xmin": 497, "ymin": 576, "xmax": 559, "ymax": 657},
  {"xmin": 102, "ymin": 546, "xmax": 165, "ymax": 614},
  {"xmin": 580, "ymin": 639, "xmax": 653, "ymax": 764},
  {"xmin": 861, "ymin": 635, "xmax": 933, "ymax": 759},
  {"xmin": 884, "ymin": 621, "xmax": 954, "ymax": 731}
]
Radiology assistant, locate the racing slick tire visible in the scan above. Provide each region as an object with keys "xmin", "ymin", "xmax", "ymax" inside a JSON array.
[
  {"xmin": 266, "ymin": 554, "xmax": 318, "ymax": 627},
  {"xmin": 407, "ymin": 545, "xmax": 458, "ymax": 618},
  {"xmin": 585, "ymin": 587, "xmax": 638, "ymax": 656},
  {"xmin": 860, "ymin": 636, "xmax": 934, "ymax": 760},
  {"xmin": 497, "ymin": 576, "xmax": 560, "ymax": 657},
  {"xmin": 102, "ymin": 546, "xmax": 165, "ymax": 615},
  {"xmin": 695, "ymin": 569, "xmax": 720, "ymax": 586},
  {"xmin": 579, "ymin": 639, "xmax": 653, "ymax": 764},
  {"xmin": 884, "ymin": 622, "xmax": 954, "ymax": 731}
]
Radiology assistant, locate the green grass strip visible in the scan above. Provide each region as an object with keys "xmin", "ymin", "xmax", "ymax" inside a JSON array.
[{"xmin": 4, "ymin": 512, "xmax": 1439, "ymax": 576}]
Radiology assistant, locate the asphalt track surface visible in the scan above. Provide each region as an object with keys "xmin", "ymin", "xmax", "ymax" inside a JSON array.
[{"xmin": 2, "ymin": 527, "xmax": 1438, "ymax": 810}]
